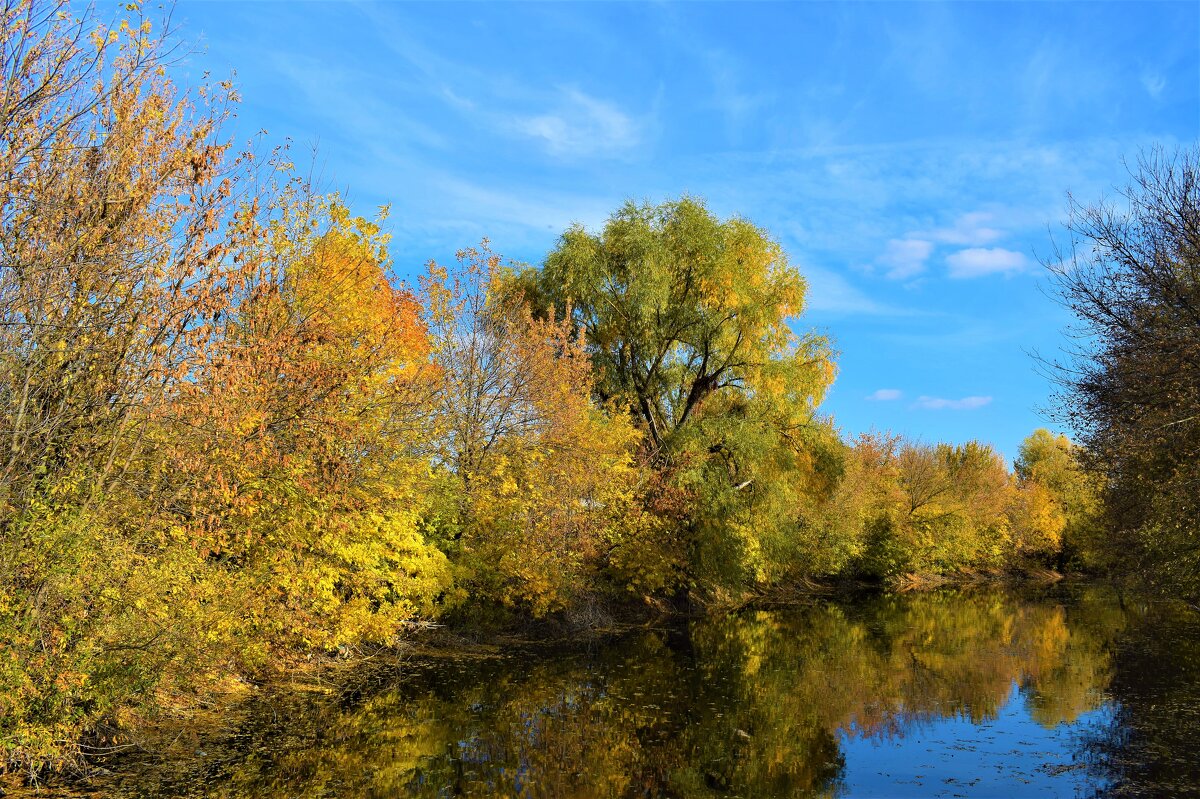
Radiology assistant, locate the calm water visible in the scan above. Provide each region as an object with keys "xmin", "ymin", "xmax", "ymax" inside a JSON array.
[{"xmin": 57, "ymin": 585, "xmax": 1200, "ymax": 797}]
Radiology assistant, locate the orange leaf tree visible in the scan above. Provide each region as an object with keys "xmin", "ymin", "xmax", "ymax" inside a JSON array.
[{"xmin": 165, "ymin": 188, "xmax": 450, "ymax": 653}]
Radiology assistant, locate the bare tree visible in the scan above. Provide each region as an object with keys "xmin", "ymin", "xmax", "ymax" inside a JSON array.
[{"xmin": 1044, "ymin": 146, "xmax": 1200, "ymax": 599}]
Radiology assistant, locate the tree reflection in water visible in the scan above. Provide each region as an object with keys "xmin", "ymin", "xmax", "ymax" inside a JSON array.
[{"xmin": 81, "ymin": 586, "xmax": 1200, "ymax": 799}]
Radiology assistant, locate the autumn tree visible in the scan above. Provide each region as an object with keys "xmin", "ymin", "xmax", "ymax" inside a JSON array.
[
  {"xmin": 0, "ymin": 2, "xmax": 447, "ymax": 773},
  {"xmin": 422, "ymin": 244, "xmax": 642, "ymax": 617},
  {"xmin": 845, "ymin": 437, "xmax": 1023, "ymax": 580},
  {"xmin": 1046, "ymin": 147, "xmax": 1200, "ymax": 600},
  {"xmin": 0, "ymin": 0, "xmax": 251, "ymax": 776},
  {"xmin": 1012, "ymin": 429, "xmax": 1103, "ymax": 569},
  {"xmin": 896, "ymin": 441, "xmax": 1010, "ymax": 576},
  {"xmin": 0, "ymin": 1, "xmax": 239, "ymax": 512},
  {"xmin": 0, "ymin": 0, "xmax": 238, "ymax": 514},
  {"xmin": 164, "ymin": 188, "xmax": 451, "ymax": 652},
  {"xmin": 524, "ymin": 198, "xmax": 833, "ymax": 454}
]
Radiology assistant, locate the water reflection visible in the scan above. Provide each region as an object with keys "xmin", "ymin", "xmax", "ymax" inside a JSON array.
[
  {"xmin": 79, "ymin": 586, "xmax": 1200, "ymax": 798},
  {"xmin": 1075, "ymin": 600, "xmax": 1200, "ymax": 798}
]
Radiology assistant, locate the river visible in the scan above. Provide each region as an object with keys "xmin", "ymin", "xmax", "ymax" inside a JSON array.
[{"xmin": 47, "ymin": 583, "xmax": 1200, "ymax": 797}]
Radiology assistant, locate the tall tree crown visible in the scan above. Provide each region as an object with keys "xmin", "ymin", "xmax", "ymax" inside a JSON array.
[{"xmin": 525, "ymin": 197, "xmax": 834, "ymax": 453}]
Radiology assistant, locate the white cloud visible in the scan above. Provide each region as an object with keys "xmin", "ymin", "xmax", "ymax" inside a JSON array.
[
  {"xmin": 866, "ymin": 388, "xmax": 903, "ymax": 401},
  {"xmin": 878, "ymin": 238, "xmax": 933, "ymax": 280},
  {"xmin": 945, "ymin": 247, "xmax": 1028, "ymax": 278},
  {"xmin": 428, "ymin": 175, "xmax": 614, "ymax": 233},
  {"xmin": 1141, "ymin": 71, "xmax": 1166, "ymax": 99},
  {"xmin": 913, "ymin": 395, "xmax": 993, "ymax": 410},
  {"xmin": 925, "ymin": 212, "xmax": 1004, "ymax": 246},
  {"xmin": 514, "ymin": 88, "xmax": 640, "ymax": 157}
]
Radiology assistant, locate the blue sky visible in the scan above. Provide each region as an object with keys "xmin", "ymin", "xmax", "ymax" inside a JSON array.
[{"xmin": 174, "ymin": 1, "xmax": 1198, "ymax": 461}]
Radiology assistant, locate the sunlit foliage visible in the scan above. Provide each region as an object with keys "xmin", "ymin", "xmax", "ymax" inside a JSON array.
[
  {"xmin": 825, "ymin": 432, "xmax": 1092, "ymax": 583},
  {"xmin": 0, "ymin": 0, "xmax": 1148, "ymax": 782},
  {"xmin": 0, "ymin": 3, "xmax": 449, "ymax": 775},
  {"xmin": 164, "ymin": 188, "xmax": 450, "ymax": 653},
  {"xmin": 420, "ymin": 244, "xmax": 643, "ymax": 617},
  {"xmin": 0, "ymin": 0, "xmax": 244, "ymax": 776},
  {"xmin": 1013, "ymin": 429, "xmax": 1105, "ymax": 569}
]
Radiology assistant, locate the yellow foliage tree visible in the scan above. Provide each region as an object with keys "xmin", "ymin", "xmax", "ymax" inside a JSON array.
[
  {"xmin": 422, "ymin": 244, "xmax": 643, "ymax": 616},
  {"xmin": 0, "ymin": 1, "xmax": 246, "ymax": 776},
  {"xmin": 1013, "ymin": 429, "xmax": 1103, "ymax": 569}
]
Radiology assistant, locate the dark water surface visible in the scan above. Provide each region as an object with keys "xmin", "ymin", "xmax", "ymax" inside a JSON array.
[{"xmin": 56, "ymin": 585, "xmax": 1200, "ymax": 797}]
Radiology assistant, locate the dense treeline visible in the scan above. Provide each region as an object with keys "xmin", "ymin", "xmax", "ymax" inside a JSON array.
[{"xmin": 0, "ymin": 2, "xmax": 1117, "ymax": 779}]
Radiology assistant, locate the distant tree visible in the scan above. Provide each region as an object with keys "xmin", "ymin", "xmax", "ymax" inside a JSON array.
[
  {"xmin": 1046, "ymin": 147, "xmax": 1200, "ymax": 600},
  {"xmin": 898, "ymin": 441, "xmax": 1013, "ymax": 574},
  {"xmin": 1012, "ymin": 429, "xmax": 1104, "ymax": 570}
]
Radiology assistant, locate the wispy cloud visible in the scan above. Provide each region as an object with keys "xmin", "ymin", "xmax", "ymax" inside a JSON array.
[
  {"xmin": 924, "ymin": 212, "xmax": 1004, "ymax": 246},
  {"xmin": 265, "ymin": 54, "xmax": 449, "ymax": 152},
  {"xmin": 945, "ymin": 247, "xmax": 1028, "ymax": 278},
  {"xmin": 646, "ymin": 7, "xmax": 771, "ymax": 136},
  {"xmin": 913, "ymin": 395, "xmax": 993, "ymax": 410},
  {"xmin": 702, "ymin": 48, "xmax": 773, "ymax": 133},
  {"xmin": 878, "ymin": 238, "xmax": 933, "ymax": 280},
  {"xmin": 1141, "ymin": 71, "xmax": 1166, "ymax": 99},
  {"xmin": 801, "ymin": 263, "xmax": 909, "ymax": 316},
  {"xmin": 512, "ymin": 88, "xmax": 641, "ymax": 157},
  {"xmin": 866, "ymin": 388, "xmax": 903, "ymax": 401},
  {"xmin": 424, "ymin": 175, "xmax": 615, "ymax": 236},
  {"xmin": 354, "ymin": 6, "xmax": 649, "ymax": 162}
]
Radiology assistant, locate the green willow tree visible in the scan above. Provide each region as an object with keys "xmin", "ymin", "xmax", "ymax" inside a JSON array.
[{"xmin": 516, "ymin": 198, "xmax": 842, "ymax": 598}]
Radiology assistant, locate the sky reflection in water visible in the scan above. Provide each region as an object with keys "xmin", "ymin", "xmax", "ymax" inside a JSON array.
[{"xmin": 838, "ymin": 682, "xmax": 1114, "ymax": 797}]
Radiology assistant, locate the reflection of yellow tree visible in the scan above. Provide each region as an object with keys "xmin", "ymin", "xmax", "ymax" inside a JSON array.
[
  {"xmin": 1025, "ymin": 586, "xmax": 1127, "ymax": 726},
  {"xmin": 105, "ymin": 590, "xmax": 1126, "ymax": 799},
  {"xmin": 692, "ymin": 591, "xmax": 1120, "ymax": 738}
]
